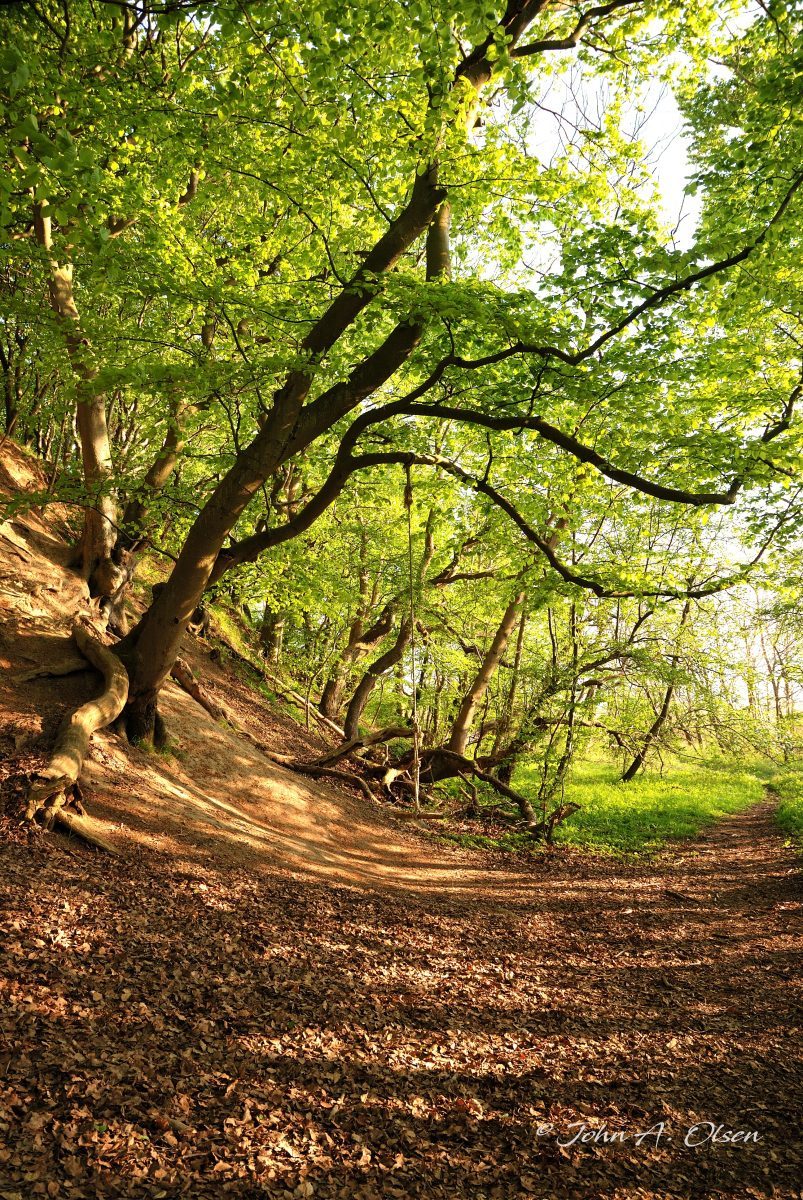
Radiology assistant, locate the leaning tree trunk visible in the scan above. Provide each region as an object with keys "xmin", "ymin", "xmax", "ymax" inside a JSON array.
[
  {"xmin": 119, "ymin": 410, "xmax": 294, "ymax": 741},
  {"xmin": 622, "ymin": 598, "xmax": 691, "ymax": 782},
  {"xmin": 343, "ymin": 617, "xmax": 413, "ymax": 740},
  {"xmin": 448, "ymin": 590, "xmax": 525, "ymax": 757},
  {"xmin": 418, "ymin": 588, "xmax": 525, "ymax": 785},
  {"xmin": 118, "ymin": 78, "xmax": 488, "ymax": 740},
  {"xmin": 491, "ymin": 598, "xmax": 527, "ymax": 763},
  {"xmin": 342, "ymin": 506, "xmax": 435, "ymax": 739},
  {"xmin": 320, "ymin": 601, "xmax": 396, "ymax": 719},
  {"xmin": 621, "ymin": 684, "xmax": 676, "ymax": 782}
]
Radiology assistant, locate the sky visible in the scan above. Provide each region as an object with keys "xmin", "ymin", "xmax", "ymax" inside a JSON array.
[{"xmin": 526, "ymin": 68, "xmax": 704, "ymax": 249}]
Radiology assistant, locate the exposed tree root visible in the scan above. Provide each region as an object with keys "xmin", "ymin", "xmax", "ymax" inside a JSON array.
[
  {"xmin": 366, "ymin": 741, "xmax": 582, "ymax": 840},
  {"xmin": 263, "ymin": 752, "xmax": 379, "ymax": 803},
  {"xmin": 169, "ymin": 658, "xmax": 274, "ymax": 760},
  {"xmin": 24, "ymin": 624, "xmax": 129, "ymax": 851},
  {"xmin": 280, "ymin": 721, "xmax": 584, "ymax": 839},
  {"xmin": 48, "ymin": 808, "xmax": 119, "ymax": 854},
  {"xmin": 385, "ymin": 809, "xmax": 451, "ymax": 821},
  {"xmin": 166, "ymin": 650, "xmax": 575, "ymax": 838},
  {"xmin": 170, "ymin": 658, "xmax": 229, "ymax": 723},
  {"xmin": 314, "ymin": 725, "xmax": 415, "ymax": 768},
  {"xmin": 15, "ymin": 653, "xmax": 90, "ymax": 682}
]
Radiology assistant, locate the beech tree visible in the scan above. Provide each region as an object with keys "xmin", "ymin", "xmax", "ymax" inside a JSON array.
[{"xmin": 2, "ymin": 0, "xmax": 801, "ymax": 755}]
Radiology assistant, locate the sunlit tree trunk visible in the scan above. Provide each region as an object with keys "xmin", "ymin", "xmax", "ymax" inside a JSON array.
[
  {"xmin": 448, "ymin": 590, "xmax": 526, "ymax": 756},
  {"xmin": 33, "ymin": 203, "xmax": 119, "ymax": 601}
]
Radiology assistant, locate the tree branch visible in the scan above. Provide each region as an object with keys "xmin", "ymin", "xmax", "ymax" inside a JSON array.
[{"xmin": 512, "ymin": 0, "xmax": 645, "ymax": 58}]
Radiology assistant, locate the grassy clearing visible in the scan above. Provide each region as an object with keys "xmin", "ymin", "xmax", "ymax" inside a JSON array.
[
  {"xmin": 438, "ymin": 758, "xmax": 767, "ymax": 858},
  {"xmin": 771, "ymin": 767, "xmax": 803, "ymax": 847},
  {"xmin": 464, "ymin": 758, "xmax": 768, "ymax": 857},
  {"xmin": 544, "ymin": 760, "xmax": 766, "ymax": 854}
]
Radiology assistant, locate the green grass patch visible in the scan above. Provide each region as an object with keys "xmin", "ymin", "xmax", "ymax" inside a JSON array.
[
  {"xmin": 511, "ymin": 758, "xmax": 767, "ymax": 856},
  {"xmin": 209, "ymin": 603, "xmax": 255, "ymax": 660},
  {"xmin": 770, "ymin": 766, "xmax": 803, "ymax": 848}
]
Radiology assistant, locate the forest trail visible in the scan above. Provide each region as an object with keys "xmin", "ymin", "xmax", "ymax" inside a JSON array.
[
  {"xmin": 1, "ymin": 773, "xmax": 800, "ymax": 1198},
  {"xmin": 1, "ymin": 444, "xmax": 801, "ymax": 1198}
]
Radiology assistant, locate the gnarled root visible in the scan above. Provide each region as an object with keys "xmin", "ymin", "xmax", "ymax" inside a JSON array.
[
  {"xmin": 264, "ymin": 752, "xmax": 379, "ymax": 803},
  {"xmin": 171, "ymin": 658, "xmax": 228, "ymax": 723},
  {"xmin": 24, "ymin": 624, "xmax": 129, "ymax": 851},
  {"xmin": 313, "ymin": 726, "xmax": 415, "ymax": 768}
]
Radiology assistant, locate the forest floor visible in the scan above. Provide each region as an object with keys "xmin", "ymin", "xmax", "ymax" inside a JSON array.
[{"xmin": 1, "ymin": 440, "xmax": 801, "ymax": 1199}]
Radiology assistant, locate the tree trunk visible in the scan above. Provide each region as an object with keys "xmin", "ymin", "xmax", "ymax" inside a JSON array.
[
  {"xmin": 260, "ymin": 609, "xmax": 286, "ymax": 665},
  {"xmin": 0, "ymin": 340, "xmax": 18, "ymax": 437},
  {"xmin": 33, "ymin": 204, "xmax": 119, "ymax": 600},
  {"xmin": 319, "ymin": 602, "xmax": 395, "ymax": 719},
  {"xmin": 448, "ymin": 590, "xmax": 525, "ymax": 757},
  {"xmin": 491, "ymin": 598, "xmax": 527, "ymax": 760},
  {"xmin": 121, "ymin": 404, "xmax": 295, "ymax": 739},
  {"xmin": 622, "ymin": 598, "xmax": 691, "ymax": 782},
  {"xmin": 319, "ymin": 670, "xmax": 347, "ymax": 720},
  {"xmin": 343, "ymin": 618, "xmax": 413, "ymax": 740},
  {"xmin": 342, "ymin": 506, "xmax": 435, "ymax": 739},
  {"xmin": 426, "ymin": 200, "xmax": 452, "ymax": 279},
  {"xmin": 621, "ymin": 683, "xmax": 676, "ymax": 782}
]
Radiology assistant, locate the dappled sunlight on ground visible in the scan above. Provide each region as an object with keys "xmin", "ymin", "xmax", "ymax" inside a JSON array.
[{"xmin": 1, "ymin": 446, "xmax": 801, "ymax": 1198}]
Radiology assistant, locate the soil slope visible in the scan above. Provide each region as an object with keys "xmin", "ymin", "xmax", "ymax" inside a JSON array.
[{"xmin": 0, "ymin": 442, "xmax": 801, "ymax": 1199}]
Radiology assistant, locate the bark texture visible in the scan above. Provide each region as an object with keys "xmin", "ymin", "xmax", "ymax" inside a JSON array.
[
  {"xmin": 32, "ymin": 205, "xmax": 119, "ymax": 599},
  {"xmin": 448, "ymin": 591, "xmax": 526, "ymax": 756},
  {"xmin": 25, "ymin": 626, "xmax": 128, "ymax": 848}
]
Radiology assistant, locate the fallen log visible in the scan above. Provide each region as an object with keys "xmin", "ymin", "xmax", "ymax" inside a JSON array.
[{"xmin": 24, "ymin": 625, "xmax": 129, "ymax": 852}]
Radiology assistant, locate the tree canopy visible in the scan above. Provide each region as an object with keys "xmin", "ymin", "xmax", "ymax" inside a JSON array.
[{"xmin": 2, "ymin": 0, "xmax": 802, "ymax": 811}]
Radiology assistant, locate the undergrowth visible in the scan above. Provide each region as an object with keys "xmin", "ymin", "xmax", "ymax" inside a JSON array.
[
  {"xmin": 441, "ymin": 758, "xmax": 768, "ymax": 857},
  {"xmin": 771, "ymin": 767, "xmax": 803, "ymax": 847}
]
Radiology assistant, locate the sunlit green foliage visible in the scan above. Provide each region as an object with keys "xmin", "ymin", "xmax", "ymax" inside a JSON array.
[
  {"xmin": 2, "ymin": 1, "xmax": 802, "ymax": 828},
  {"xmin": 772, "ymin": 767, "xmax": 803, "ymax": 846}
]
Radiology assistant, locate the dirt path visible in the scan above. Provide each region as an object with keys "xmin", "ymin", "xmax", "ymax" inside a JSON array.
[
  {"xmin": 1, "ymin": 788, "xmax": 800, "ymax": 1199},
  {"xmin": 0, "ymin": 446, "xmax": 801, "ymax": 1197}
]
